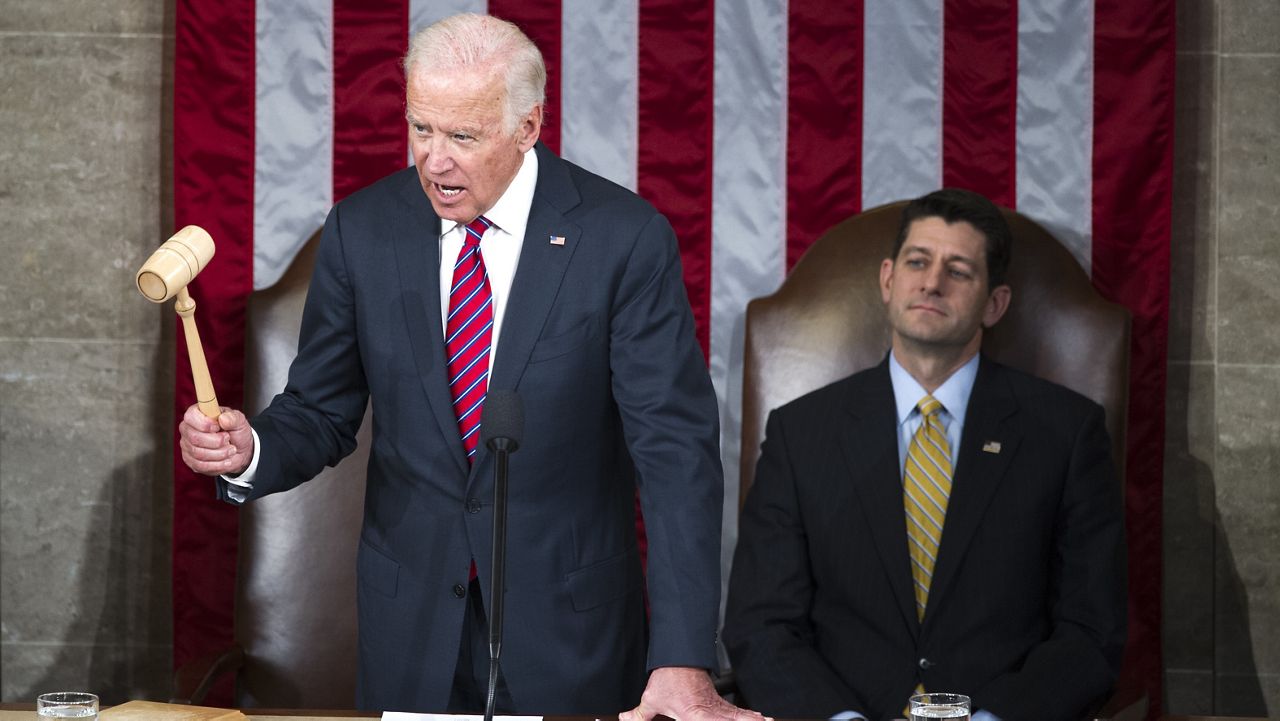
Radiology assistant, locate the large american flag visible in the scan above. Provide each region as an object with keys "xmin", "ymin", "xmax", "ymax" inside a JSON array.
[{"xmin": 173, "ymin": 0, "xmax": 1172, "ymax": 712}]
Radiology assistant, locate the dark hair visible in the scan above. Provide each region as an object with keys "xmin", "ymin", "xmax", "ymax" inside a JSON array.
[{"xmin": 890, "ymin": 188, "xmax": 1012, "ymax": 289}]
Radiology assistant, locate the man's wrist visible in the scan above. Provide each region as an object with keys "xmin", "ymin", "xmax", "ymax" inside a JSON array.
[{"xmin": 221, "ymin": 426, "xmax": 261, "ymax": 486}]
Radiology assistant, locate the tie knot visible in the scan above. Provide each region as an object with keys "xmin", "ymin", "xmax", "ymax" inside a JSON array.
[
  {"xmin": 917, "ymin": 395, "xmax": 943, "ymax": 418},
  {"xmin": 463, "ymin": 216, "xmax": 492, "ymax": 246}
]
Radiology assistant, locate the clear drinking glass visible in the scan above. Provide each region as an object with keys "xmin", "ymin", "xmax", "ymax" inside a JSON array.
[
  {"xmin": 36, "ymin": 692, "xmax": 99, "ymax": 721},
  {"xmin": 909, "ymin": 692, "xmax": 970, "ymax": 721}
]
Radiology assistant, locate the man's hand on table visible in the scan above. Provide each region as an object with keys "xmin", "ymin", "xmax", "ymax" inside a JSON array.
[{"xmin": 620, "ymin": 666, "xmax": 771, "ymax": 721}]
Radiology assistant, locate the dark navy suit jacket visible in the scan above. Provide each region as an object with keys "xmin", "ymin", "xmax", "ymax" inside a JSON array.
[
  {"xmin": 723, "ymin": 356, "xmax": 1126, "ymax": 721},
  {"xmin": 221, "ymin": 143, "xmax": 723, "ymax": 713}
]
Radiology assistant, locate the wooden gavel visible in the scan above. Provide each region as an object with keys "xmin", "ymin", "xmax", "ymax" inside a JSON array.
[{"xmin": 135, "ymin": 226, "xmax": 220, "ymax": 419}]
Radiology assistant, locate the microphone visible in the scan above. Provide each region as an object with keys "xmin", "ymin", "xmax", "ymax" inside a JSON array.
[
  {"xmin": 480, "ymin": 390, "xmax": 522, "ymax": 721},
  {"xmin": 482, "ymin": 389, "xmax": 524, "ymax": 453}
]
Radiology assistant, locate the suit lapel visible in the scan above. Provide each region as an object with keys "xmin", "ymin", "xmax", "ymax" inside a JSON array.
[
  {"xmin": 838, "ymin": 361, "xmax": 922, "ymax": 639},
  {"xmin": 924, "ymin": 358, "xmax": 1021, "ymax": 627},
  {"xmin": 488, "ymin": 143, "xmax": 583, "ymax": 393},
  {"xmin": 389, "ymin": 172, "xmax": 470, "ymax": 475}
]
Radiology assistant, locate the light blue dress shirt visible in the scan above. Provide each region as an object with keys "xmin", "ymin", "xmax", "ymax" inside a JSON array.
[{"xmin": 888, "ymin": 350, "xmax": 979, "ymax": 475}]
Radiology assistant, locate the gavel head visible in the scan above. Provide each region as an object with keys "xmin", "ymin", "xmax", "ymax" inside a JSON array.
[{"xmin": 136, "ymin": 225, "xmax": 215, "ymax": 303}]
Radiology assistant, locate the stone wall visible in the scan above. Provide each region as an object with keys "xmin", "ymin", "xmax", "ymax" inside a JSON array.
[
  {"xmin": 0, "ymin": 0, "xmax": 174, "ymax": 704},
  {"xmin": 1164, "ymin": 0, "xmax": 1279, "ymax": 716}
]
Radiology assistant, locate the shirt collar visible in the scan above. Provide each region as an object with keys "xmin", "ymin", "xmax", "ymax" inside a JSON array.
[
  {"xmin": 440, "ymin": 147, "xmax": 539, "ymax": 238},
  {"xmin": 888, "ymin": 350, "xmax": 981, "ymax": 427}
]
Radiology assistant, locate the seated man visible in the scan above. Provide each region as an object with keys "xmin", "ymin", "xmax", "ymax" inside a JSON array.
[{"xmin": 722, "ymin": 189, "xmax": 1126, "ymax": 721}]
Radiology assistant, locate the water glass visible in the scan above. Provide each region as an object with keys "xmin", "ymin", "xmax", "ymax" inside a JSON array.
[
  {"xmin": 909, "ymin": 691, "xmax": 970, "ymax": 721},
  {"xmin": 36, "ymin": 692, "xmax": 98, "ymax": 721}
]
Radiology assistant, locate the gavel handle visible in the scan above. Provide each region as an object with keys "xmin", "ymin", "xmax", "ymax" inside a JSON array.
[{"xmin": 174, "ymin": 288, "xmax": 221, "ymax": 419}]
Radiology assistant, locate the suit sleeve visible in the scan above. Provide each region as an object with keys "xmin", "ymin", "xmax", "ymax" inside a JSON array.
[
  {"xmin": 607, "ymin": 212, "xmax": 724, "ymax": 672},
  {"xmin": 722, "ymin": 410, "xmax": 868, "ymax": 718},
  {"xmin": 978, "ymin": 402, "xmax": 1127, "ymax": 720},
  {"xmin": 231, "ymin": 204, "xmax": 370, "ymax": 500}
]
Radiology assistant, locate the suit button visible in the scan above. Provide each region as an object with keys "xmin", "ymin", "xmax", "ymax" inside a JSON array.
[
  {"xmin": 919, "ymin": 657, "xmax": 934, "ymax": 669},
  {"xmin": 453, "ymin": 583, "xmax": 466, "ymax": 598},
  {"xmin": 467, "ymin": 498, "xmax": 481, "ymax": 514}
]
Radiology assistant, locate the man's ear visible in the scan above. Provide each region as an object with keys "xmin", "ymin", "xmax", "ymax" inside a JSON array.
[
  {"xmin": 983, "ymin": 284, "xmax": 1012, "ymax": 328},
  {"xmin": 516, "ymin": 103, "xmax": 542, "ymax": 152},
  {"xmin": 879, "ymin": 258, "xmax": 895, "ymax": 305}
]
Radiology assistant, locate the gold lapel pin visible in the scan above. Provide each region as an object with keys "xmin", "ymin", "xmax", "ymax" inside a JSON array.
[
  {"xmin": 982, "ymin": 441, "xmax": 1002, "ymax": 454},
  {"xmin": 549, "ymin": 235, "xmax": 566, "ymax": 246}
]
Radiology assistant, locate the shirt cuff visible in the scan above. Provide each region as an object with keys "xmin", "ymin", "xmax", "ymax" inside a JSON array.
[
  {"xmin": 830, "ymin": 711, "xmax": 866, "ymax": 721},
  {"xmin": 219, "ymin": 427, "xmax": 261, "ymax": 503},
  {"xmin": 972, "ymin": 710, "xmax": 1002, "ymax": 721}
]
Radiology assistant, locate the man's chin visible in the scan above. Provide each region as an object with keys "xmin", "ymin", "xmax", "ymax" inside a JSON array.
[{"xmin": 426, "ymin": 197, "xmax": 473, "ymax": 224}]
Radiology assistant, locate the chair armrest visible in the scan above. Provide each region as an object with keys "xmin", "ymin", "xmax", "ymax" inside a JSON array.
[
  {"xmin": 1087, "ymin": 680, "xmax": 1147, "ymax": 721},
  {"xmin": 170, "ymin": 645, "xmax": 246, "ymax": 705}
]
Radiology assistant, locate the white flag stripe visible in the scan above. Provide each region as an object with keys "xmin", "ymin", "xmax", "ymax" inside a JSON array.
[
  {"xmin": 1016, "ymin": 0, "xmax": 1094, "ymax": 273},
  {"xmin": 561, "ymin": 0, "xmax": 639, "ymax": 191},
  {"xmin": 253, "ymin": 0, "xmax": 333, "ymax": 291},
  {"xmin": 709, "ymin": 0, "xmax": 789, "ymax": 607},
  {"xmin": 410, "ymin": 0, "xmax": 487, "ymax": 34},
  {"xmin": 862, "ymin": 0, "xmax": 944, "ymax": 208}
]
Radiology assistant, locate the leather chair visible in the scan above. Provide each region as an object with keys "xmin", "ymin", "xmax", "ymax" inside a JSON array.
[
  {"xmin": 173, "ymin": 233, "xmax": 368, "ymax": 708},
  {"xmin": 731, "ymin": 201, "xmax": 1145, "ymax": 721}
]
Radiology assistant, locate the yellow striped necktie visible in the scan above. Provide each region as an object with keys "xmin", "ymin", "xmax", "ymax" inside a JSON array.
[{"xmin": 904, "ymin": 394, "xmax": 952, "ymax": 621}]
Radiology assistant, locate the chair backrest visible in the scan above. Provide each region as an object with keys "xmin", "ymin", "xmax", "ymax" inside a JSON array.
[
  {"xmin": 740, "ymin": 201, "xmax": 1131, "ymax": 505},
  {"xmin": 235, "ymin": 233, "xmax": 368, "ymax": 708}
]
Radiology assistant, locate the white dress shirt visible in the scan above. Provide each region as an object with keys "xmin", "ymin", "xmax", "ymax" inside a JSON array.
[{"xmin": 436, "ymin": 147, "xmax": 538, "ymax": 357}]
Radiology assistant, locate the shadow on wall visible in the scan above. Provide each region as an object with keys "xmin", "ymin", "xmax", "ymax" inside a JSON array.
[
  {"xmin": 1163, "ymin": 367, "xmax": 1267, "ymax": 717},
  {"xmin": 15, "ymin": 335, "xmax": 174, "ymax": 704}
]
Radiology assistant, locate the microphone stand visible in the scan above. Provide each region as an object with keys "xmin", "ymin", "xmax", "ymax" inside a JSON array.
[{"xmin": 485, "ymin": 436, "xmax": 514, "ymax": 721}]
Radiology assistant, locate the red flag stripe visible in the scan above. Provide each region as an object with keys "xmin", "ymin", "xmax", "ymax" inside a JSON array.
[
  {"xmin": 786, "ymin": 0, "xmax": 864, "ymax": 270},
  {"xmin": 637, "ymin": 0, "xmax": 715, "ymax": 357},
  {"xmin": 333, "ymin": 1, "xmax": 410, "ymax": 202},
  {"xmin": 941, "ymin": 0, "xmax": 1018, "ymax": 207},
  {"xmin": 489, "ymin": 0, "xmax": 563, "ymax": 155},
  {"xmin": 1091, "ymin": 0, "xmax": 1175, "ymax": 714},
  {"xmin": 172, "ymin": 0, "xmax": 255, "ymax": 702}
]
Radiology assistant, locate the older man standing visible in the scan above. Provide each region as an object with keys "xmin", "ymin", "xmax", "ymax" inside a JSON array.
[{"xmin": 178, "ymin": 14, "xmax": 755, "ymax": 721}]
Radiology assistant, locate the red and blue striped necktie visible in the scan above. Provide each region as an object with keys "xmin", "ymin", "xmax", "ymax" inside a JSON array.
[{"xmin": 446, "ymin": 215, "xmax": 494, "ymax": 463}]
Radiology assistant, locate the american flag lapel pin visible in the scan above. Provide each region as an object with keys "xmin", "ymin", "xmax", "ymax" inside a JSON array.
[
  {"xmin": 982, "ymin": 441, "xmax": 1002, "ymax": 454},
  {"xmin": 549, "ymin": 234, "xmax": 566, "ymax": 246}
]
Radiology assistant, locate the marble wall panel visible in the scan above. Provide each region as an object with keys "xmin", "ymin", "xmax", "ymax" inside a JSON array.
[
  {"xmin": 1, "ymin": 639, "xmax": 173, "ymax": 706},
  {"xmin": 0, "ymin": 2, "xmax": 164, "ymax": 35},
  {"xmin": 0, "ymin": 33, "xmax": 166, "ymax": 343},
  {"xmin": 1213, "ymin": 365, "xmax": 1280, "ymax": 717},
  {"xmin": 1165, "ymin": 669, "xmax": 1215, "ymax": 716},
  {"xmin": 1221, "ymin": 0, "xmax": 1280, "ymax": 54},
  {"xmin": 0, "ymin": 338, "xmax": 173, "ymax": 703},
  {"xmin": 1215, "ymin": 56, "xmax": 1280, "ymax": 365}
]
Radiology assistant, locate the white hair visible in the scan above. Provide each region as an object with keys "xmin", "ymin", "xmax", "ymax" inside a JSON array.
[{"xmin": 404, "ymin": 13, "xmax": 546, "ymax": 132}]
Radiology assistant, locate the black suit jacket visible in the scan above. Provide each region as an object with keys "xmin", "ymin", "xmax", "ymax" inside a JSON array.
[
  {"xmin": 722, "ymin": 356, "xmax": 1126, "ymax": 721},
  {"xmin": 221, "ymin": 143, "xmax": 723, "ymax": 713}
]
